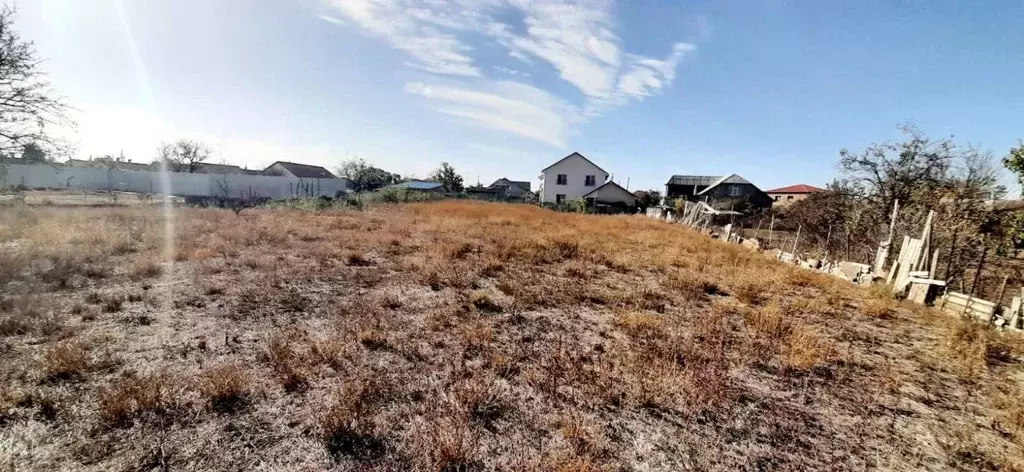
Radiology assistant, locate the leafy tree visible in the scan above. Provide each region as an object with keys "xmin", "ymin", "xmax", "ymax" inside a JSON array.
[
  {"xmin": 1002, "ymin": 141, "xmax": 1024, "ymax": 195},
  {"xmin": 429, "ymin": 162, "xmax": 464, "ymax": 193},
  {"xmin": 156, "ymin": 139, "xmax": 211, "ymax": 173},
  {"xmin": 0, "ymin": 6, "xmax": 72, "ymax": 157},
  {"xmin": 633, "ymin": 189, "xmax": 662, "ymax": 210},
  {"xmin": 336, "ymin": 157, "xmax": 400, "ymax": 192},
  {"xmin": 1000, "ymin": 141, "xmax": 1024, "ymax": 250},
  {"xmin": 20, "ymin": 142, "xmax": 45, "ymax": 161}
]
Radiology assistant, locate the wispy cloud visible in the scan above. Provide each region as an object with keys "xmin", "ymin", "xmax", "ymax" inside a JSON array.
[
  {"xmin": 321, "ymin": 0, "xmax": 696, "ymax": 146},
  {"xmin": 317, "ymin": 14, "xmax": 344, "ymax": 25},
  {"xmin": 405, "ymin": 81, "xmax": 574, "ymax": 147},
  {"xmin": 493, "ymin": 65, "xmax": 529, "ymax": 77}
]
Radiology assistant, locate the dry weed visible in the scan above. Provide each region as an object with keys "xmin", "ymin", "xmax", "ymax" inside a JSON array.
[
  {"xmin": 98, "ymin": 371, "xmax": 185, "ymax": 427},
  {"xmin": 41, "ymin": 340, "xmax": 95, "ymax": 382},
  {"xmin": 199, "ymin": 363, "xmax": 251, "ymax": 413},
  {"xmin": 319, "ymin": 381, "xmax": 388, "ymax": 462},
  {"xmin": 614, "ymin": 311, "xmax": 664, "ymax": 339}
]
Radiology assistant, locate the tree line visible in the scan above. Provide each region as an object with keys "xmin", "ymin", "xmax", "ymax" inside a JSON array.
[{"xmin": 775, "ymin": 126, "xmax": 1023, "ymax": 286}]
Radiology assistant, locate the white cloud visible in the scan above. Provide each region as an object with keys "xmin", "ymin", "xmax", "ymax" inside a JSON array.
[
  {"xmin": 405, "ymin": 81, "xmax": 574, "ymax": 147},
  {"xmin": 617, "ymin": 43, "xmax": 696, "ymax": 99},
  {"xmin": 323, "ymin": 0, "xmax": 486, "ymax": 77},
  {"xmin": 323, "ymin": 0, "xmax": 697, "ymax": 145},
  {"xmin": 493, "ymin": 65, "xmax": 529, "ymax": 77},
  {"xmin": 317, "ymin": 14, "xmax": 344, "ymax": 25}
]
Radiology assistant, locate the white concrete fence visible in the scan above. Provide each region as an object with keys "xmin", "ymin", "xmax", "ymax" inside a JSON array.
[{"xmin": 1, "ymin": 163, "xmax": 347, "ymax": 200}]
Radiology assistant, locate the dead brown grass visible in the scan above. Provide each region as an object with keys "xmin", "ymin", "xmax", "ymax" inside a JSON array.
[
  {"xmin": 198, "ymin": 363, "xmax": 251, "ymax": 413},
  {"xmin": 1, "ymin": 201, "xmax": 1023, "ymax": 470}
]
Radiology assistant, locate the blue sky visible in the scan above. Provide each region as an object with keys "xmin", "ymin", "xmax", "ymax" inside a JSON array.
[{"xmin": 15, "ymin": 0, "xmax": 1024, "ymax": 192}]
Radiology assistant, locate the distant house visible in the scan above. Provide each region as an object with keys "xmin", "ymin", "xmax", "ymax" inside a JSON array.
[
  {"xmin": 193, "ymin": 162, "xmax": 245, "ymax": 174},
  {"xmin": 539, "ymin": 152, "xmax": 608, "ymax": 205},
  {"xmin": 487, "ymin": 178, "xmax": 534, "ymax": 200},
  {"xmin": 66, "ymin": 158, "xmax": 152, "ymax": 172},
  {"xmin": 583, "ymin": 181, "xmax": 638, "ymax": 209},
  {"xmin": 388, "ymin": 180, "xmax": 445, "ymax": 193},
  {"xmin": 765, "ymin": 184, "xmax": 823, "ymax": 207},
  {"xmin": 263, "ymin": 161, "xmax": 337, "ymax": 179},
  {"xmin": 665, "ymin": 174, "xmax": 772, "ymax": 210}
]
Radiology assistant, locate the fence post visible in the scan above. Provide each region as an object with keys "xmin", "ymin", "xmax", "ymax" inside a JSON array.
[
  {"xmin": 767, "ymin": 213, "xmax": 775, "ymax": 248},
  {"xmin": 791, "ymin": 224, "xmax": 801, "ymax": 257}
]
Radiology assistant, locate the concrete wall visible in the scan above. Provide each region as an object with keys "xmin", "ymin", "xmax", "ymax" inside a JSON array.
[
  {"xmin": 769, "ymin": 192, "xmax": 810, "ymax": 207},
  {"xmin": 2, "ymin": 163, "xmax": 347, "ymax": 200},
  {"xmin": 541, "ymin": 155, "xmax": 608, "ymax": 203}
]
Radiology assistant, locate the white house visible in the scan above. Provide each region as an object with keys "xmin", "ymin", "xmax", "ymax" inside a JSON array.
[
  {"xmin": 582, "ymin": 181, "xmax": 639, "ymax": 207},
  {"xmin": 539, "ymin": 152, "xmax": 609, "ymax": 204}
]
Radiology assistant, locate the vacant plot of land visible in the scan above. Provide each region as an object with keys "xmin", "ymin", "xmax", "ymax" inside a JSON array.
[{"xmin": 2, "ymin": 201, "xmax": 1024, "ymax": 471}]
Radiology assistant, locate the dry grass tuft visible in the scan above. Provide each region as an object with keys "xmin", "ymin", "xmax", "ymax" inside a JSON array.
[
  {"xmin": 319, "ymin": 381, "xmax": 388, "ymax": 463},
  {"xmin": 199, "ymin": 363, "xmax": 251, "ymax": 413},
  {"xmin": 98, "ymin": 371, "xmax": 184, "ymax": 427},
  {"xmin": 862, "ymin": 298, "xmax": 897, "ymax": 318},
  {"xmin": 41, "ymin": 340, "xmax": 95, "ymax": 382},
  {"xmin": 468, "ymin": 290, "xmax": 503, "ymax": 313},
  {"xmin": 130, "ymin": 260, "xmax": 162, "ymax": 280},
  {"xmin": 783, "ymin": 325, "xmax": 834, "ymax": 373},
  {"xmin": 614, "ymin": 311, "xmax": 664, "ymax": 339},
  {"xmin": 948, "ymin": 318, "xmax": 1013, "ymax": 377},
  {"xmin": 262, "ymin": 335, "xmax": 312, "ymax": 393},
  {"xmin": 0, "ymin": 296, "xmax": 62, "ymax": 337}
]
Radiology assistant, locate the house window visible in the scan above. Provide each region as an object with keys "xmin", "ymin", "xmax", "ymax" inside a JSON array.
[
  {"xmin": 556, "ymin": 194, "xmax": 566, "ymax": 204},
  {"xmin": 728, "ymin": 185, "xmax": 742, "ymax": 196},
  {"xmin": 556, "ymin": 174, "xmax": 567, "ymax": 185},
  {"xmin": 584, "ymin": 175, "xmax": 596, "ymax": 186},
  {"xmin": 787, "ymin": 195, "xmax": 794, "ymax": 200},
  {"xmin": 773, "ymin": 195, "xmax": 780, "ymax": 201}
]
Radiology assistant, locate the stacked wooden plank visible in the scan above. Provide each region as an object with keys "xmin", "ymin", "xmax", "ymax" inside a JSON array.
[{"xmin": 941, "ymin": 291, "xmax": 996, "ymax": 322}]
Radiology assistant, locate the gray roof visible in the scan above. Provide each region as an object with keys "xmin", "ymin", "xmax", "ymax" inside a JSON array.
[
  {"xmin": 541, "ymin": 152, "xmax": 608, "ymax": 175},
  {"xmin": 667, "ymin": 174, "xmax": 752, "ymax": 188},
  {"xmin": 266, "ymin": 161, "xmax": 337, "ymax": 179},
  {"xmin": 666, "ymin": 175, "xmax": 722, "ymax": 186},
  {"xmin": 395, "ymin": 180, "xmax": 443, "ymax": 191},
  {"xmin": 489, "ymin": 178, "xmax": 531, "ymax": 192},
  {"xmin": 582, "ymin": 181, "xmax": 638, "ymax": 201},
  {"xmin": 696, "ymin": 174, "xmax": 753, "ymax": 195}
]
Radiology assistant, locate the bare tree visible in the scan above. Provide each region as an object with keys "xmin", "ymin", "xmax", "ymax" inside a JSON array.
[
  {"xmin": 839, "ymin": 125, "xmax": 955, "ymax": 215},
  {"xmin": 157, "ymin": 139, "xmax": 211, "ymax": 173},
  {"xmin": 0, "ymin": 6, "xmax": 72, "ymax": 157}
]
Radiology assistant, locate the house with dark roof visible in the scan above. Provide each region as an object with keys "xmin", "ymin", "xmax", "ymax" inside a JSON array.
[
  {"xmin": 487, "ymin": 178, "xmax": 534, "ymax": 200},
  {"xmin": 582, "ymin": 181, "xmax": 638, "ymax": 210},
  {"xmin": 387, "ymin": 180, "xmax": 445, "ymax": 193},
  {"xmin": 764, "ymin": 184, "xmax": 823, "ymax": 207},
  {"xmin": 263, "ymin": 161, "xmax": 337, "ymax": 179},
  {"xmin": 193, "ymin": 162, "xmax": 245, "ymax": 174},
  {"xmin": 665, "ymin": 173, "xmax": 772, "ymax": 211},
  {"xmin": 539, "ymin": 152, "xmax": 609, "ymax": 204}
]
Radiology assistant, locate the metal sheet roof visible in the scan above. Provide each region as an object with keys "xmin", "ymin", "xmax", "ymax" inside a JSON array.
[{"xmin": 666, "ymin": 175, "xmax": 721, "ymax": 186}]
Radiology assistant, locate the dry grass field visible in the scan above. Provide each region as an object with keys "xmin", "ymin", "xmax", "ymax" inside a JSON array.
[{"xmin": 2, "ymin": 201, "xmax": 1024, "ymax": 471}]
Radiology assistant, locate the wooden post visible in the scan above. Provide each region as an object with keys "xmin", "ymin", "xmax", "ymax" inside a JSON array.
[
  {"xmin": 944, "ymin": 229, "xmax": 959, "ymax": 282},
  {"xmin": 824, "ymin": 223, "xmax": 833, "ymax": 262},
  {"xmin": 767, "ymin": 213, "xmax": 775, "ymax": 248},
  {"xmin": 969, "ymin": 239, "xmax": 988, "ymax": 298},
  {"xmin": 996, "ymin": 275, "xmax": 1009, "ymax": 313},
  {"xmin": 791, "ymin": 225, "xmax": 801, "ymax": 257},
  {"xmin": 917, "ymin": 210, "xmax": 934, "ymax": 272},
  {"xmin": 928, "ymin": 249, "xmax": 939, "ymax": 279},
  {"xmin": 874, "ymin": 199, "xmax": 900, "ymax": 276},
  {"xmin": 754, "ymin": 218, "xmax": 763, "ymax": 240}
]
